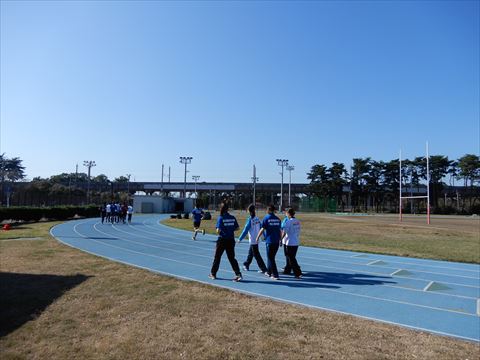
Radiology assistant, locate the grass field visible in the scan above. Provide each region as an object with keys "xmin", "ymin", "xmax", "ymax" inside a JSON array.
[
  {"xmin": 163, "ymin": 212, "xmax": 480, "ymax": 264},
  {"xmin": 1, "ymin": 220, "xmax": 479, "ymax": 359}
]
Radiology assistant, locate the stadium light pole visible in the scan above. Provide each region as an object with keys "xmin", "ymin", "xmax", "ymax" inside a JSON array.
[
  {"xmin": 83, "ymin": 160, "xmax": 96, "ymax": 204},
  {"xmin": 126, "ymin": 174, "xmax": 131, "ymax": 196},
  {"xmin": 179, "ymin": 156, "xmax": 192, "ymax": 198},
  {"xmin": 192, "ymin": 175, "xmax": 200, "ymax": 198},
  {"xmin": 252, "ymin": 164, "xmax": 258, "ymax": 206},
  {"xmin": 276, "ymin": 159, "xmax": 289, "ymax": 212},
  {"xmin": 286, "ymin": 165, "xmax": 295, "ymax": 206}
]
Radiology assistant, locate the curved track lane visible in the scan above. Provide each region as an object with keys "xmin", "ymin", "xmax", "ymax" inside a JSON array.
[{"xmin": 51, "ymin": 215, "xmax": 480, "ymax": 342}]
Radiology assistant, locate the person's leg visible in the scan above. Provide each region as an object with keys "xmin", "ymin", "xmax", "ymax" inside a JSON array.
[
  {"xmin": 283, "ymin": 244, "xmax": 292, "ymax": 274},
  {"xmin": 266, "ymin": 243, "xmax": 279, "ymax": 278},
  {"xmin": 193, "ymin": 222, "xmax": 201, "ymax": 239},
  {"xmin": 287, "ymin": 246, "xmax": 302, "ymax": 277},
  {"xmin": 243, "ymin": 245, "xmax": 254, "ymax": 270},
  {"xmin": 225, "ymin": 239, "xmax": 241, "ymax": 277},
  {"xmin": 210, "ymin": 238, "xmax": 226, "ymax": 277},
  {"xmin": 251, "ymin": 244, "xmax": 267, "ymax": 273}
]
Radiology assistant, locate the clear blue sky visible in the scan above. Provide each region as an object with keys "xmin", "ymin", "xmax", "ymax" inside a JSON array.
[{"xmin": 1, "ymin": 0, "xmax": 479, "ymax": 183}]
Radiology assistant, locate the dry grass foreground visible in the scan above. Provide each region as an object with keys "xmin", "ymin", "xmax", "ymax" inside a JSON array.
[
  {"xmin": 163, "ymin": 212, "xmax": 480, "ymax": 263},
  {"xmin": 1, "ymin": 222, "xmax": 479, "ymax": 359}
]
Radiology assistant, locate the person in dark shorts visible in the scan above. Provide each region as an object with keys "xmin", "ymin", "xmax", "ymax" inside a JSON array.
[
  {"xmin": 191, "ymin": 203, "xmax": 206, "ymax": 240},
  {"xmin": 209, "ymin": 203, "xmax": 242, "ymax": 282}
]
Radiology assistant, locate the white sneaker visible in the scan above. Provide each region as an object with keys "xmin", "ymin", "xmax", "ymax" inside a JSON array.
[{"xmin": 202, "ymin": 229, "xmax": 205, "ymax": 235}]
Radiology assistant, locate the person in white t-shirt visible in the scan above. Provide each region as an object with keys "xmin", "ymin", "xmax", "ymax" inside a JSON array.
[
  {"xmin": 281, "ymin": 207, "xmax": 303, "ymax": 278},
  {"xmin": 127, "ymin": 205, "xmax": 133, "ymax": 224}
]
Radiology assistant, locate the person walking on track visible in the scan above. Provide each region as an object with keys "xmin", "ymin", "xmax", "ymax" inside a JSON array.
[
  {"xmin": 209, "ymin": 203, "xmax": 243, "ymax": 282},
  {"xmin": 238, "ymin": 204, "xmax": 267, "ymax": 274},
  {"xmin": 256, "ymin": 204, "xmax": 282, "ymax": 280},
  {"xmin": 281, "ymin": 207, "xmax": 303, "ymax": 279}
]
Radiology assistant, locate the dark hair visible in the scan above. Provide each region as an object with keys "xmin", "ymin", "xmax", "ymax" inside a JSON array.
[
  {"xmin": 247, "ymin": 204, "xmax": 256, "ymax": 217},
  {"xmin": 220, "ymin": 202, "xmax": 229, "ymax": 216},
  {"xmin": 287, "ymin": 208, "xmax": 296, "ymax": 217},
  {"xmin": 267, "ymin": 204, "xmax": 276, "ymax": 213}
]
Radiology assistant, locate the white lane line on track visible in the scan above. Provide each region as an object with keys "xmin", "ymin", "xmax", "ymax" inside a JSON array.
[
  {"xmin": 423, "ymin": 281, "xmax": 435, "ymax": 292},
  {"xmin": 67, "ymin": 220, "xmax": 480, "ymax": 317},
  {"xmin": 92, "ymin": 219, "xmax": 480, "ymax": 298},
  {"xmin": 49, "ymin": 223, "xmax": 480, "ymax": 343}
]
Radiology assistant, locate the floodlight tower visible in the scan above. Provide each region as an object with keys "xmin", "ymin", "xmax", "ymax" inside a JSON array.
[
  {"xmin": 83, "ymin": 160, "xmax": 96, "ymax": 204},
  {"xmin": 179, "ymin": 156, "xmax": 192, "ymax": 198},
  {"xmin": 126, "ymin": 174, "xmax": 131, "ymax": 195},
  {"xmin": 251, "ymin": 164, "xmax": 259, "ymax": 205},
  {"xmin": 286, "ymin": 165, "xmax": 295, "ymax": 207},
  {"xmin": 276, "ymin": 159, "xmax": 289, "ymax": 212},
  {"xmin": 192, "ymin": 175, "xmax": 200, "ymax": 198}
]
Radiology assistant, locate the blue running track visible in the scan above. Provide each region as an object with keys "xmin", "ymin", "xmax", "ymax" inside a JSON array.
[{"xmin": 51, "ymin": 215, "xmax": 480, "ymax": 342}]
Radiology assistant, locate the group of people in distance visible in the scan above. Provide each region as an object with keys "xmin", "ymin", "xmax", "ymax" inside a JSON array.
[
  {"xmin": 191, "ymin": 202, "xmax": 302, "ymax": 282},
  {"xmin": 99, "ymin": 202, "xmax": 134, "ymax": 224}
]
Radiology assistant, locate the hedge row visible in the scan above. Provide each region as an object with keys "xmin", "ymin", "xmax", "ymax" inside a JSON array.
[{"xmin": 0, "ymin": 206, "xmax": 100, "ymax": 222}]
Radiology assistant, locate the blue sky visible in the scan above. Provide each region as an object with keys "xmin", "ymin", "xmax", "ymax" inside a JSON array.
[{"xmin": 1, "ymin": 0, "xmax": 479, "ymax": 183}]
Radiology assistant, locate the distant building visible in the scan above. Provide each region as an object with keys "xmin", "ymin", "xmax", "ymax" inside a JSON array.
[{"xmin": 133, "ymin": 195, "xmax": 194, "ymax": 214}]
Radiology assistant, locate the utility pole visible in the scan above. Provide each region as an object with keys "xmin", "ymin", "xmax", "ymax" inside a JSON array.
[
  {"xmin": 276, "ymin": 159, "xmax": 289, "ymax": 212},
  {"xmin": 251, "ymin": 164, "xmax": 259, "ymax": 206},
  {"xmin": 286, "ymin": 165, "xmax": 294, "ymax": 207},
  {"xmin": 83, "ymin": 160, "xmax": 96, "ymax": 204},
  {"xmin": 179, "ymin": 157, "xmax": 192, "ymax": 198},
  {"xmin": 192, "ymin": 175, "xmax": 200, "ymax": 198},
  {"xmin": 126, "ymin": 174, "xmax": 131, "ymax": 196},
  {"xmin": 168, "ymin": 166, "xmax": 171, "ymax": 183},
  {"xmin": 161, "ymin": 164, "xmax": 164, "ymax": 193}
]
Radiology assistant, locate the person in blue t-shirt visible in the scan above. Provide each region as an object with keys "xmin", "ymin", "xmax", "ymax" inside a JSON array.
[
  {"xmin": 255, "ymin": 204, "xmax": 282, "ymax": 280},
  {"xmin": 191, "ymin": 203, "xmax": 206, "ymax": 240},
  {"xmin": 209, "ymin": 203, "xmax": 242, "ymax": 282}
]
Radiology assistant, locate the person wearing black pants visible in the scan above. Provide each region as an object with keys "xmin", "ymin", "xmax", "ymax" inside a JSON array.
[
  {"xmin": 209, "ymin": 203, "xmax": 242, "ymax": 282},
  {"xmin": 256, "ymin": 205, "xmax": 282, "ymax": 280},
  {"xmin": 238, "ymin": 204, "xmax": 267, "ymax": 274},
  {"xmin": 281, "ymin": 208, "xmax": 303, "ymax": 278}
]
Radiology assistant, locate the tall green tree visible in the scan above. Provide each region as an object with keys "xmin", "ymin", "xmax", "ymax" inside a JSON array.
[
  {"xmin": 0, "ymin": 154, "xmax": 26, "ymax": 205},
  {"xmin": 327, "ymin": 162, "xmax": 348, "ymax": 210},
  {"xmin": 307, "ymin": 164, "xmax": 329, "ymax": 210},
  {"xmin": 457, "ymin": 154, "xmax": 480, "ymax": 187},
  {"xmin": 351, "ymin": 158, "xmax": 371, "ymax": 211}
]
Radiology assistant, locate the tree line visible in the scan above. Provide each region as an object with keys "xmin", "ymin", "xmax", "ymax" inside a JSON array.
[
  {"xmin": 307, "ymin": 154, "xmax": 480, "ymax": 214},
  {"xmin": 1, "ymin": 153, "xmax": 479, "ymax": 213}
]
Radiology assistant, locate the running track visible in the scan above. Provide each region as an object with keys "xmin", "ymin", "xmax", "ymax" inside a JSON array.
[{"xmin": 51, "ymin": 215, "xmax": 480, "ymax": 342}]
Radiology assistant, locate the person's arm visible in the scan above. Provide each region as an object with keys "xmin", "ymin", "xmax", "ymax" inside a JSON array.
[
  {"xmin": 234, "ymin": 218, "xmax": 240, "ymax": 232},
  {"xmin": 255, "ymin": 227, "xmax": 265, "ymax": 243},
  {"xmin": 280, "ymin": 221, "xmax": 289, "ymax": 246},
  {"xmin": 215, "ymin": 216, "xmax": 222, "ymax": 235},
  {"xmin": 238, "ymin": 217, "xmax": 251, "ymax": 241}
]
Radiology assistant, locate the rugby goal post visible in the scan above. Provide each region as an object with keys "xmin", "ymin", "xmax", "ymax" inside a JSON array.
[{"xmin": 399, "ymin": 142, "xmax": 431, "ymax": 224}]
